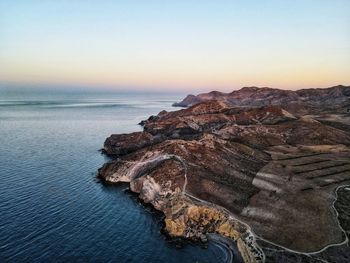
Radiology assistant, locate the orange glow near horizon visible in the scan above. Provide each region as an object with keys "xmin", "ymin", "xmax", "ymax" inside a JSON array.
[{"xmin": 1, "ymin": 54, "xmax": 348, "ymax": 91}]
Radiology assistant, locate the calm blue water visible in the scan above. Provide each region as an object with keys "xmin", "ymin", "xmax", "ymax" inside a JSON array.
[{"xmin": 0, "ymin": 90, "xmax": 238, "ymax": 262}]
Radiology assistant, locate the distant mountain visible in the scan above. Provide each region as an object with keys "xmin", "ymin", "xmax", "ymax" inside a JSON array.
[{"xmin": 173, "ymin": 85, "xmax": 350, "ymax": 116}]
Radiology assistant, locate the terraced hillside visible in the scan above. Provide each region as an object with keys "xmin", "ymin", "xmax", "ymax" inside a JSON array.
[{"xmin": 241, "ymin": 145, "xmax": 350, "ymax": 252}]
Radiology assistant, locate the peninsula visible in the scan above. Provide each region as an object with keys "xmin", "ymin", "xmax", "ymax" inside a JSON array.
[{"xmin": 98, "ymin": 85, "xmax": 350, "ymax": 262}]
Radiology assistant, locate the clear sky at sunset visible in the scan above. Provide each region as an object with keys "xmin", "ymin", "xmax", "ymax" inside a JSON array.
[{"xmin": 0, "ymin": 0, "xmax": 349, "ymax": 91}]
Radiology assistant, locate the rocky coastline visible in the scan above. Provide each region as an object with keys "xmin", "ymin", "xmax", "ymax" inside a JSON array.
[{"xmin": 98, "ymin": 85, "xmax": 350, "ymax": 262}]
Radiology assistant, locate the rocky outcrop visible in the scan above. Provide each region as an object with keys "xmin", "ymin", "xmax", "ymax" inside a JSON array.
[
  {"xmin": 98, "ymin": 87, "xmax": 350, "ymax": 263},
  {"xmin": 103, "ymin": 132, "xmax": 164, "ymax": 156}
]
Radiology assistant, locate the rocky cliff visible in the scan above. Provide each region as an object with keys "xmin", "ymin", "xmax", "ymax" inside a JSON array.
[{"xmin": 98, "ymin": 87, "xmax": 350, "ymax": 263}]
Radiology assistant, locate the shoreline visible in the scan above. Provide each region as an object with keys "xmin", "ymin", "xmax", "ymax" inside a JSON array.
[
  {"xmin": 100, "ymin": 178, "xmax": 245, "ymax": 263},
  {"xmin": 98, "ymin": 154, "xmax": 265, "ymax": 262}
]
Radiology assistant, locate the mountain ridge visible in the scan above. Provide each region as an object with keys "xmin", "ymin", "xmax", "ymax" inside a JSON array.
[{"xmin": 173, "ymin": 85, "xmax": 350, "ymax": 116}]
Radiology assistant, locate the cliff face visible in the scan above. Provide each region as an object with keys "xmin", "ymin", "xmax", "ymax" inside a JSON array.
[
  {"xmin": 98, "ymin": 87, "xmax": 350, "ymax": 263},
  {"xmin": 173, "ymin": 85, "xmax": 350, "ymax": 116}
]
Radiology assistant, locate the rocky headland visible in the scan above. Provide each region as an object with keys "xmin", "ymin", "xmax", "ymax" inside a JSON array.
[{"xmin": 98, "ymin": 85, "xmax": 350, "ymax": 263}]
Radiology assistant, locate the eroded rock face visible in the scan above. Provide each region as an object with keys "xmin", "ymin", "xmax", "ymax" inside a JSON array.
[{"xmin": 98, "ymin": 88, "xmax": 350, "ymax": 263}]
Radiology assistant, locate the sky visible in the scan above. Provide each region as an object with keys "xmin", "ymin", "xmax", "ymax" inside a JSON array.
[{"xmin": 0, "ymin": 0, "xmax": 349, "ymax": 92}]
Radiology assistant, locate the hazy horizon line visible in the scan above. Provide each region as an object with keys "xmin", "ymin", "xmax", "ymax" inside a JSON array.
[{"xmin": 1, "ymin": 81, "xmax": 348, "ymax": 95}]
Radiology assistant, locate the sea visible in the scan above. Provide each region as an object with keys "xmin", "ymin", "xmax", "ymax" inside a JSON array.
[{"xmin": 0, "ymin": 89, "xmax": 240, "ymax": 263}]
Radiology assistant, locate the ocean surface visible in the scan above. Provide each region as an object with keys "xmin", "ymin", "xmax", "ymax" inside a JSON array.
[{"xmin": 0, "ymin": 90, "xmax": 240, "ymax": 262}]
